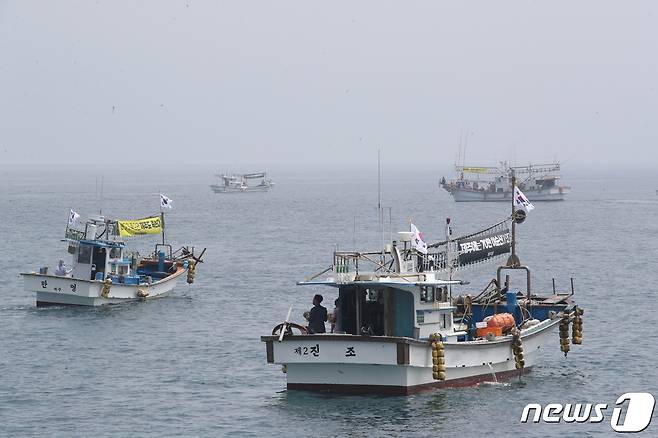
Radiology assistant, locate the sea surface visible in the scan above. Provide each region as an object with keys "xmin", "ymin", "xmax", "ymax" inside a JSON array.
[{"xmin": 1, "ymin": 164, "xmax": 658, "ymax": 437}]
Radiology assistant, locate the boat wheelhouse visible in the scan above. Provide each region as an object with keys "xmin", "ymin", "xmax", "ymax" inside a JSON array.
[
  {"xmin": 440, "ymin": 162, "xmax": 570, "ymax": 202},
  {"xmin": 210, "ymin": 172, "xmax": 273, "ymax": 193},
  {"xmin": 262, "ymin": 183, "xmax": 582, "ymax": 395},
  {"xmin": 21, "ymin": 212, "xmax": 204, "ymax": 306}
]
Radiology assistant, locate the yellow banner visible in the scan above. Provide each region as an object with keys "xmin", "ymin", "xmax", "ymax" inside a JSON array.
[
  {"xmin": 118, "ymin": 216, "xmax": 162, "ymax": 237},
  {"xmin": 462, "ymin": 167, "xmax": 489, "ymax": 174}
]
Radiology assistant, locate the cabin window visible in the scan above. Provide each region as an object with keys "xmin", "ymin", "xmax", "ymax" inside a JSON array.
[
  {"xmin": 420, "ymin": 286, "xmax": 436, "ymax": 303},
  {"xmin": 339, "ymin": 287, "xmax": 385, "ymax": 336},
  {"xmin": 91, "ymin": 247, "xmax": 106, "ymax": 278},
  {"xmin": 109, "ymin": 247, "xmax": 121, "ymax": 259},
  {"xmin": 364, "ymin": 289, "xmax": 385, "ymax": 335},
  {"xmin": 436, "ymin": 287, "xmax": 448, "ymax": 302},
  {"xmin": 78, "ymin": 245, "xmax": 92, "ymax": 264},
  {"xmin": 118, "ymin": 265, "xmax": 129, "ymax": 276}
]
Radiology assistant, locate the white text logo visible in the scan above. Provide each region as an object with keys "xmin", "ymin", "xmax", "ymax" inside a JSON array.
[{"xmin": 520, "ymin": 392, "xmax": 655, "ymax": 433}]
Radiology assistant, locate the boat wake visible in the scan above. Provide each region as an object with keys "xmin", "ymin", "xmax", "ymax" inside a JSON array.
[{"xmin": 477, "ymin": 381, "xmax": 511, "ymax": 388}]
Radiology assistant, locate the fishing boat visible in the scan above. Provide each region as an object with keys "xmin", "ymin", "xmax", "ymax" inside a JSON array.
[
  {"xmin": 21, "ymin": 210, "xmax": 205, "ymax": 307},
  {"xmin": 210, "ymin": 172, "xmax": 273, "ymax": 193},
  {"xmin": 440, "ymin": 162, "xmax": 570, "ymax": 202},
  {"xmin": 261, "ymin": 179, "xmax": 582, "ymax": 395}
]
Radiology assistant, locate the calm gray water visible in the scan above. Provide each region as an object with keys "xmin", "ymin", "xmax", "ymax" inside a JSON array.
[{"xmin": 1, "ymin": 165, "xmax": 658, "ymax": 437}]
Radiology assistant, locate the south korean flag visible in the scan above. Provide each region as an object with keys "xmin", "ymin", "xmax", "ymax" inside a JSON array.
[
  {"xmin": 410, "ymin": 222, "xmax": 428, "ymax": 254},
  {"xmin": 68, "ymin": 209, "xmax": 80, "ymax": 226},
  {"xmin": 514, "ymin": 187, "xmax": 535, "ymax": 212},
  {"xmin": 160, "ymin": 194, "xmax": 173, "ymax": 209}
]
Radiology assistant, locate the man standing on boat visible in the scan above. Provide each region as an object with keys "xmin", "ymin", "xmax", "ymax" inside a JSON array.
[
  {"xmin": 54, "ymin": 259, "xmax": 71, "ymax": 277},
  {"xmin": 305, "ymin": 294, "xmax": 327, "ymax": 334}
]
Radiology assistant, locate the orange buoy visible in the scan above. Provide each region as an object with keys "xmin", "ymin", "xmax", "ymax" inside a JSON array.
[{"xmin": 487, "ymin": 313, "xmax": 516, "ymax": 330}]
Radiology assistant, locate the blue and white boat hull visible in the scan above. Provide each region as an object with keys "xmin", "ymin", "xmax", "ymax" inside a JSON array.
[{"xmin": 22, "ymin": 267, "xmax": 185, "ymax": 307}]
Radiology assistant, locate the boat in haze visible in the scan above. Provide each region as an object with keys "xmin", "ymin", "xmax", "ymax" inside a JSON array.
[
  {"xmin": 21, "ymin": 210, "xmax": 204, "ymax": 306},
  {"xmin": 440, "ymin": 162, "xmax": 569, "ymax": 202},
  {"xmin": 210, "ymin": 172, "xmax": 273, "ymax": 193},
  {"xmin": 261, "ymin": 181, "xmax": 582, "ymax": 395}
]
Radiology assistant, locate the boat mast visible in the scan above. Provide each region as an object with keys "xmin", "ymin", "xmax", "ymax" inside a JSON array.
[
  {"xmin": 445, "ymin": 217, "xmax": 453, "ymax": 285},
  {"xmin": 508, "ymin": 172, "xmax": 520, "ymax": 267},
  {"xmin": 378, "ymin": 149, "xmax": 384, "ymax": 258},
  {"xmin": 160, "ymin": 211, "xmax": 166, "ymax": 245},
  {"xmin": 511, "ymin": 175, "xmax": 516, "ymax": 262},
  {"xmin": 462, "ymin": 132, "xmax": 468, "ymax": 168}
]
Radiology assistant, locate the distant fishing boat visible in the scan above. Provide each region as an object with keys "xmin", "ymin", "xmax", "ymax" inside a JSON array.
[
  {"xmin": 262, "ymin": 179, "xmax": 583, "ymax": 395},
  {"xmin": 440, "ymin": 162, "xmax": 569, "ymax": 202},
  {"xmin": 210, "ymin": 172, "xmax": 273, "ymax": 193},
  {"xmin": 21, "ymin": 200, "xmax": 205, "ymax": 306}
]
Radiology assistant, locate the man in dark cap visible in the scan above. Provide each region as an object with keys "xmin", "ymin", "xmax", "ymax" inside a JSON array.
[{"xmin": 306, "ymin": 294, "xmax": 327, "ymax": 334}]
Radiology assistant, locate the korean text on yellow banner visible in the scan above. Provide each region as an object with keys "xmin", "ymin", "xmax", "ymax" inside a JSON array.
[{"xmin": 117, "ymin": 216, "xmax": 162, "ymax": 237}]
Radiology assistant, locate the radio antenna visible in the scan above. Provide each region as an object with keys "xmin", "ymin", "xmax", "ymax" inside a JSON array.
[{"xmin": 378, "ymin": 149, "xmax": 385, "ymax": 256}]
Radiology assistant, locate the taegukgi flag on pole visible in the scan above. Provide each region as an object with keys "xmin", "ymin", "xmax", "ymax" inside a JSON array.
[
  {"xmin": 514, "ymin": 187, "xmax": 535, "ymax": 212},
  {"xmin": 410, "ymin": 223, "xmax": 428, "ymax": 254},
  {"xmin": 160, "ymin": 194, "xmax": 173, "ymax": 209},
  {"xmin": 68, "ymin": 209, "xmax": 80, "ymax": 225}
]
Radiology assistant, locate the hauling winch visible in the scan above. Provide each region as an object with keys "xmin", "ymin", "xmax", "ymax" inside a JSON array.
[{"xmin": 429, "ymin": 333, "xmax": 446, "ymax": 381}]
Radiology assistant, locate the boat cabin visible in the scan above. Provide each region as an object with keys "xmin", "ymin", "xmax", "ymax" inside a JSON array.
[
  {"xmin": 334, "ymin": 282, "xmax": 457, "ymax": 341},
  {"xmin": 64, "ymin": 217, "xmax": 143, "ymax": 284},
  {"xmin": 69, "ymin": 239, "xmax": 136, "ymax": 282}
]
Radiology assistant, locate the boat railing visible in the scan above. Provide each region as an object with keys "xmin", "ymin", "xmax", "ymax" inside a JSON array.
[
  {"xmin": 332, "ymin": 245, "xmax": 497, "ymax": 277},
  {"xmin": 64, "ymin": 227, "xmax": 86, "ymax": 242},
  {"xmin": 421, "ymin": 250, "xmax": 450, "ymax": 272},
  {"xmin": 333, "ymin": 251, "xmax": 384, "ymax": 275},
  {"xmin": 331, "ymin": 250, "xmax": 415, "ymax": 281},
  {"xmin": 455, "ymin": 163, "xmax": 560, "ymax": 176}
]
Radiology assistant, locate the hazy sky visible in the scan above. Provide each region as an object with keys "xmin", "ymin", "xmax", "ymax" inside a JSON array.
[{"xmin": 1, "ymin": 1, "xmax": 657, "ymax": 167}]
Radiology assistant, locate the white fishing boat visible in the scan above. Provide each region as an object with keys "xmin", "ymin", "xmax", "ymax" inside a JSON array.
[
  {"xmin": 440, "ymin": 162, "xmax": 570, "ymax": 202},
  {"xmin": 262, "ymin": 179, "xmax": 582, "ymax": 395},
  {"xmin": 21, "ymin": 206, "xmax": 204, "ymax": 307},
  {"xmin": 210, "ymin": 172, "xmax": 273, "ymax": 193}
]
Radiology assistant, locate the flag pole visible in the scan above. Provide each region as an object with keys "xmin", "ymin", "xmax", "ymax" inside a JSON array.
[
  {"xmin": 511, "ymin": 174, "xmax": 516, "ymax": 263},
  {"xmin": 160, "ymin": 208, "xmax": 166, "ymax": 245}
]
